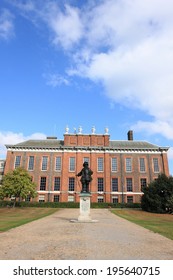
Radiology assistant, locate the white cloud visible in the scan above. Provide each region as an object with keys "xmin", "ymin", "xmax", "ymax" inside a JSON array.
[
  {"xmin": 43, "ymin": 73, "xmax": 70, "ymax": 87},
  {"xmin": 132, "ymin": 121, "xmax": 173, "ymax": 140},
  {"xmin": 47, "ymin": 4, "xmax": 83, "ymax": 49},
  {"xmin": 0, "ymin": 9, "xmax": 14, "ymax": 40},
  {"xmin": 0, "ymin": 131, "xmax": 46, "ymax": 158},
  {"xmin": 8, "ymin": 0, "xmax": 173, "ymax": 139}
]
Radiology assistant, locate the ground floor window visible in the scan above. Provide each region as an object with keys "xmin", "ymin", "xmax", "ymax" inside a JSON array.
[
  {"xmin": 54, "ymin": 195, "xmax": 60, "ymax": 202},
  {"xmin": 39, "ymin": 195, "xmax": 45, "ymax": 202},
  {"xmin": 112, "ymin": 197, "xmax": 118, "ymax": 203},
  {"xmin": 126, "ymin": 178, "xmax": 133, "ymax": 192},
  {"xmin": 25, "ymin": 195, "xmax": 31, "ymax": 202},
  {"xmin": 111, "ymin": 178, "xmax": 118, "ymax": 192},
  {"xmin": 140, "ymin": 178, "xmax": 147, "ymax": 189},
  {"xmin": 127, "ymin": 196, "xmax": 133, "ymax": 203},
  {"xmin": 98, "ymin": 178, "xmax": 104, "ymax": 192},
  {"xmin": 98, "ymin": 196, "xmax": 104, "ymax": 203},
  {"xmin": 69, "ymin": 177, "xmax": 75, "ymax": 191},
  {"xmin": 54, "ymin": 177, "xmax": 60, "ymax": 191},
  {"xmin": 68, "ymin": 195, "xmax": 74, "ymax": 202},
  {"xmin": 40, "ymin": 177, "xmax": 46, "ymax": 191}
]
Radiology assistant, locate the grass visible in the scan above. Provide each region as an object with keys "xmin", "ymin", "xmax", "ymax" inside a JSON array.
[
  {"xmin": 111, "ymin": 209, "xmax": 173, "ymax": 240},
  {"xmin": 0, "ymin": 207, "xmax": 59, "ymax": 232}
]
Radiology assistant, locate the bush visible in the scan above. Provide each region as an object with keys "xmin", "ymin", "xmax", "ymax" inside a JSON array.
[{"xmin": 0, "ymin": 200, "xmax": 141, "ymax": 209}]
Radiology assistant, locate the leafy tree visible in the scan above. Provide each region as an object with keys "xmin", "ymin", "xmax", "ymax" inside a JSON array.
[
  {"xmin": 141, "ymin": 173, "xmax": 173, "ymax": 213},
  {"xmin": 0, "ymin": 167, "xmax": 37, "ymax": 207}
]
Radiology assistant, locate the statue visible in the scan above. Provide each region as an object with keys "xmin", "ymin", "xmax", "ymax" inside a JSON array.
[{"xmin": 76, "ymin": 162, "xmax": 93, "ymax": 193}]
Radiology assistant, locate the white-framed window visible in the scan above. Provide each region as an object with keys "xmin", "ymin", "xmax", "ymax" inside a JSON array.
[
  {"xmin": 54, "ymin": 177, "xmax": 60, "ymax": 191},
  {"xmin": 68, "ymin": 195, "xmax": 74, "ymax": 202},
  {"xmin": 153, "ymin": 158, "xmax": 159, "ymax": 173},
  {"xmin": 54, "ymin": 195, "xmax": 59, "ymax": 202},
  {"xmin": 127, "ymin": 196, "xmax": 133, "ymax": 203},
  {"xmin": 40, "ymin": 177, "xmax": 46, "ymax": 191},
  {"xmin": 69, "ymin": 157, "xmax": 75, "ymax": 172},
  {"xmin": 139, "ymin": 158, "xmax": 146, "ymax": 172},
  {"xmin": 97, "ymin": 157, "xmax": 104, "ymax": 172},
  {"xmin": 98, "ymin": 178, "xmax": 104, "ymax": 192},
  {"xmin": 111, "ymin": 158, "xmax": 117, "ymax": 172},
  {"xmin": 140, "ymin": 178, "xmax": 147, "ymax": 189},
  {"xmin": 28, "ymin": 156, "xmax": 34, "ymax": 171},
  {"xmin": 112, "ymin": 196, "xmax": 118, "ymax": 204},
  {"xmin": 69, "ymin": 177, "xmax": 75, "ymax": 191},
  {"xmin": 98, "ymin": 196, "xmax": 104, "ymax": 203},
  {"xmin": 83, "ymin": 157, "xmax": 89, "ymax": 165},
  {"xmin": 42, "ymin": 156, "xmax": 48, "ymax": 171},
  {"xmin": 14, "ymin": 156, "xmax": 21, "ymax": 168},
  {"xmin": 126, "ymin": 178, "xmax": 133, "ymax": 192},
  {"xmin": 55, "ymin": 157, "xmax": 61, "ymax": 171},
  {"xmin": 39, "ymin": 195, "xmax": 45, "ymax": 202},
  {"xmin": 125, "ymin": 158, "xmax": 132, "ymax": 172},
  {"xmin": 111, "ymin": 178, "xmax": 118, "ymax": 192},
  {"xmin": 25, "ymin": 195, "xmax": 31, "ymax": 202}
]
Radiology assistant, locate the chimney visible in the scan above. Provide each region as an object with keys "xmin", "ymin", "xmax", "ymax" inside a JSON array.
[{"xmin": 127, "ymin": 130, "xmax": 133, "ymax": 141}]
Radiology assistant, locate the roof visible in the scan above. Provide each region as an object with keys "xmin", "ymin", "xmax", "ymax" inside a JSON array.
[
  {"xmin": 6, "ymin": 139, "xmax": 64, "ymax": 148},
  {"xmin": 5, "ymin": 139, "xmax": 169, "ymax": 151},
  {"xmin": 109, "ymin": 140, "xmax": 160, "ymax": 149}
]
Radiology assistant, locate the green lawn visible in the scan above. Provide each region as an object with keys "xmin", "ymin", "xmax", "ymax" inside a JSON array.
[
  {"xmin": 111, "ymin": 209, "xmax": 173, "ymax": 240},
  {"xmin": 0, "ymin": 207, "xmax": 58, "ymax": 232}
]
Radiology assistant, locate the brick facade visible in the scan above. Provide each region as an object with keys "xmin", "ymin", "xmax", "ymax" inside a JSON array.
[{"xmin": 4, "ymin": 130, "xmax": 169, "ymax": 204}]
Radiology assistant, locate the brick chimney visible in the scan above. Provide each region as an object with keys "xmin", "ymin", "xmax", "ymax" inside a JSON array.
[{"xmin": 127, "ymin": 130, "xmax": 133, "ymax": 141}]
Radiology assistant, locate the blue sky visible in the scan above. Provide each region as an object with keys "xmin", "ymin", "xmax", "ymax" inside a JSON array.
[{"xmin": 0, "ymin": 0, "xmax": 173, "ymax": 175}]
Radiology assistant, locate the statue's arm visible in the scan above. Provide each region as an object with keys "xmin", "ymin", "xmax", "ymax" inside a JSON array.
[{"xmin": 76, "ymin": 170, "xmax": 82, "ymax": 176}]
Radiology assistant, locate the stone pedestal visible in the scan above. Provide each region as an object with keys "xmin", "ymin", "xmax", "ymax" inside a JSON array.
[
  {"xmin": 70, "ymin": 192, "xmax": 98, "ymax": 223},
  {"xmin": 78, "ymin": 193, "xmax": 92, "ymax": 222}
]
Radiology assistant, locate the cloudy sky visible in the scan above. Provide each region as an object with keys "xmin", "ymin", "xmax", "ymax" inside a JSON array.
[{"xmin": 1, "ymin": 0, "xmax": 173, "ymax": 174}]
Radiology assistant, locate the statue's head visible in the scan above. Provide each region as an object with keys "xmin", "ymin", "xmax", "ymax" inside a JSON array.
[{"xmin": 83, "ymin": 161, "xmax": 88, "ymax": 167}]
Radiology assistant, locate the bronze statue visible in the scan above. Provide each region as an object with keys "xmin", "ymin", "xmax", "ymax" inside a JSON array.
[{"xmin": 76, "ymin": 162, "xmax": 93, "ymax": 193}]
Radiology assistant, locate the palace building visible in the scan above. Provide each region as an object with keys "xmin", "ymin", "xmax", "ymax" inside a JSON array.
[{"xmin": 4, "ymin": 128, "xmax": 169, "ymax": 204}]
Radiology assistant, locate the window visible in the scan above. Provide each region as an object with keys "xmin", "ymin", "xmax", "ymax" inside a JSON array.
[
  {"xmin": 83, "ymin": 157, "xmax": 89, "ymax": 165},
  {"xmin": 111, "ymin": 158, "xmax": 117, "ymax": 172},
  {"xmin": 126, "ymin": 178, "xmax": 133, "ymax": 192},
  {"xmin": 55, "ymin": 157, "xmax": 61, "ymax": 171},
  {"xmin": 69, "ymin": 177, "xmax": 75, "ymax": 191},
  {"xmin": 68, "ymin": 195, "xmax": 74, "ymax": 202},
  {"xmin": 40, "ymin": 177, "xmax": 46, "ymax": 190},
  {"xmin": 112, "ymin": 197, "xmax": 118, "ymax": 203},
  {"xmin": 69, "ymin": 157, "xmax": 75, "ymax": 172},
  {"xmin": 15, "ymin": 156, "xmax": 21, "ymax": 168},
  {"xmin": 98, "ymin": 178, "xmax": 104, "ymax": 192},
  {"xmin": 39, "ymin": 195, "xmax": 45, "ymax": 202},
  {"xmin": 54, "ymin": 177, "xmax": 60, "ymax": 191},
  {"xmin": 54, "ymin": 195, "xmax": 59, "ymax": 202},
  {"xmin": 28, "ymin": 156, "xmax": 34, "ymax": 171},
  {"xmin": 153, "ymin": 158, "xmax": 159, "ymax": 173},
  {"xmin": 111, "ymin": 178, "xmax": 118, "ymax": 192},
  {"xmin": 98, "ymin": 196, "xmax": 104, "ymax": 203},
  {"xmin": 140, "ymin": 178, "xmax": 147, "ymax": 189},
  {"xmin": 97, "ymin": 157, "xmax": 104, "ymax": 172},
  {"xmin": 25, "ymin": 195, "xmax": 31, "ymax": 202},
  {"xmin": 127, "ymin": 196, "xmax": 133, "ymax": 203},
  {"xmin": 42, "ymin": 156, "xmax": 48, "ymax": 171},
  {"xmin": 126, "ymin": 158, "xmax": 132, "ymax": 172},
  {"xmin": 139, "ymin": 158, "xmax": 146, "ymax": 172}
]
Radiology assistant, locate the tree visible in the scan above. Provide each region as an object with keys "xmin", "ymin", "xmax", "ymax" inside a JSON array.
[
  {"xmin": 141, "ymin": 173, "xmax": 173, "ymax": 213},
  {"xmin": 0, "ymin": 167, "xmax": 37, "ymax": 207}
]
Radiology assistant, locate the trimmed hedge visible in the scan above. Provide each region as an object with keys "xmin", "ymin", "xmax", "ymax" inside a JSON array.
[{"xmin": 0, "ymin": 200, "xmax": 141, "ymax": 209}]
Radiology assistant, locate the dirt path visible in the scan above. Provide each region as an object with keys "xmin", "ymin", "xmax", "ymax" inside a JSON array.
[{"xmin": 0, "ymin": 209, "xmax": 172, "ymax": 260}]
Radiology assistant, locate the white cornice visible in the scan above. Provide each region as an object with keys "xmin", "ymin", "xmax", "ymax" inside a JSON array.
[{"xmin": 6, "ymin": 146, "xmax": 166, "ymax": 154}]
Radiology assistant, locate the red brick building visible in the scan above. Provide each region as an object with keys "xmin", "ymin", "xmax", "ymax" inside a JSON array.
[{"xmin": 4, "ymin": 129, "xmax": 169, "ymax": 204}]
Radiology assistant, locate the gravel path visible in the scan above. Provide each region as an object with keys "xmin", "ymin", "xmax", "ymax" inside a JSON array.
[{"xmin": 0, "ymin": 209, "xmax": 172, "ymax": 260}]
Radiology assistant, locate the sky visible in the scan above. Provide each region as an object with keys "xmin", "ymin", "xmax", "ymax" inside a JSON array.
[{"xmin": 0, "ymin": 0, "xmax": 173, "ymax": 175}]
